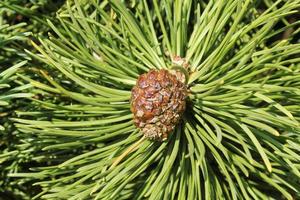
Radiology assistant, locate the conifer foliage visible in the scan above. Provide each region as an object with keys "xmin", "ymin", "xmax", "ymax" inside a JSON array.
[{"xmin": 1, "ymin": 0, "xmax": 300, "ymax": 199}]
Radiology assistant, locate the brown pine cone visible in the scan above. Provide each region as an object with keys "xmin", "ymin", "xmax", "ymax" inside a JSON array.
[{"xmin": 130, "ymin": 69, "xmax": 187, "ymax": 141}]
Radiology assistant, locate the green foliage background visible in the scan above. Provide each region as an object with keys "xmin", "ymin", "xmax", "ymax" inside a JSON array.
[
  {"xmin": 1, "ymin": 0, "xmax": 300, "ymax": 199},
  {"xmin": 0, "ymin": 0, "xmax": 64, "ymax": 198}
]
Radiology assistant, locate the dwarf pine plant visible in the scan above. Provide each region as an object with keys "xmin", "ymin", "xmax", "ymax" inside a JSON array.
[{"xmin": 3, "ymin": 0, "xmax": 300, "ymax": 199}]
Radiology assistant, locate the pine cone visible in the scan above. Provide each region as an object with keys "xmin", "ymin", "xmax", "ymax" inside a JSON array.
[{"xmin": 131, "ymin": 69, "xmax": 187, "ymax": 141}]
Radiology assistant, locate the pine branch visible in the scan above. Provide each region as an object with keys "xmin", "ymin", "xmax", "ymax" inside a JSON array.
[{"xmin": 5, "ymin": 0, "xmax": 300, "ymax": 199}]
